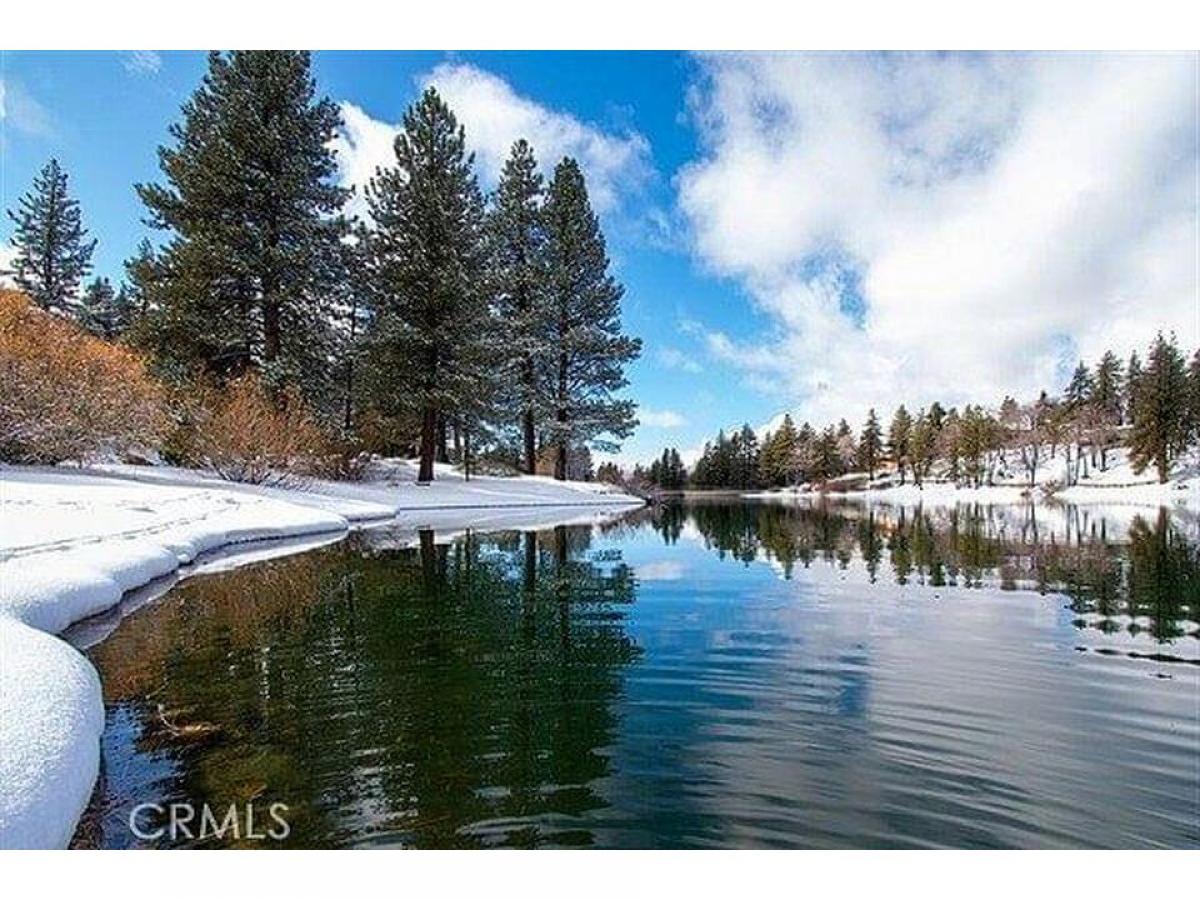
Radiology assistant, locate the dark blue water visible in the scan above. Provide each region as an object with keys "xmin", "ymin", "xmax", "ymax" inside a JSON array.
[{"xmin": 76, "ymin": 500, "xmax": 1199, "ymax": 848}]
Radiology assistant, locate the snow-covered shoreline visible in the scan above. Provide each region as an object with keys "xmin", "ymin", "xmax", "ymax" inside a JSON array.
[
  {"xmin": 744, "ymin": 447, "xmax": 1200, "ymax": 513},
  {"xmin": 0, "ymin": 462, "xmax": 641, "ymax": 849}
]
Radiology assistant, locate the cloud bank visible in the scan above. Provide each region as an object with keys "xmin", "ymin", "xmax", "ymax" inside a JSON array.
[
  {"xmin": 332, "ymin": 62, "xmax": 652, "ymax": 220},
  {"xmin": 678, "ymin": 52, "xmax": 1199, "ymax": 428}
]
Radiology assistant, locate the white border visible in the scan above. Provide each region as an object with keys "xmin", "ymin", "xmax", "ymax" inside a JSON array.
[{"xmin": 1, "ymin": 1, "xmax": 1198, "ymax": 50}]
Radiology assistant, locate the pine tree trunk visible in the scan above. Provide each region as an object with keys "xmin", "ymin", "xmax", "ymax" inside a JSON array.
[
  {"xmin": 263, "ymin": 301, "xmax": 281, "ymax": 364},
  {"xmin": 523, "ymin": 408, "xmax": 537, "ymax": 475},
  {"xmin": 436, "ymin": 416, "xmax": 450, "ymax": 464},
  {"xmin": 418, "ymin": 406, "xmax": 437, "ymax": 483},
  {"xmin": 554, "ymin": 438, "xmax": 567, "ymax": 481}
]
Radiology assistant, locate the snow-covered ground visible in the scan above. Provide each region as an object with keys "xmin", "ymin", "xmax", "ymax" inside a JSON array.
[
  {"xmin": 0, "ymin": 462, "xmax": 641, "ymax": 849},
  {"xmin": 748, "ymin": 447, "xmax": 1200, "ymax": 512}
]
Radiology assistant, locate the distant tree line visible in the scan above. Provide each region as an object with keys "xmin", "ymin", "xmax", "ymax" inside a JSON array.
[
  {"xmin": 647, "ymin": 334, "xmax": 1198, "ymax": 490},
  {"xmin": 2, "ymin": 51, "xmax": 641, "ymax": 482}
]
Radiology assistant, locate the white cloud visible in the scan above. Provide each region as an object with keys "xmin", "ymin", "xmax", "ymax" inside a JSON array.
[
  {"xmin": 330, "ymin": 62, "xmax": 652, "ymax": 220},
  {"xmin": 678, "ymin": 52, "xmax": 1199, "ymax": 429},
  {"xmin": 639, "ymin": 408, "xmax": 687, "ymax": 428},
  {"xmin": 122, "ymin": 51, "xmax": 162, "ymax": 75},
  {"xmin": 656, "ymin": 346, "xmax": 703, "ymax": 374},
  {"xmin": 0, "ymin": 78, "xmax": 53, "ymax": 137}
]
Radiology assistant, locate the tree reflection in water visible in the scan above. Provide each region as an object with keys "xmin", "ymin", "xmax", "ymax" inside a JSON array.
[
  {"xmin": 86, "ymin": 524, "xmax": 640, "ymax": 848},
  {"xmin": 636, "ymin": 499, "xmax": 1198, "ymax": 643}
]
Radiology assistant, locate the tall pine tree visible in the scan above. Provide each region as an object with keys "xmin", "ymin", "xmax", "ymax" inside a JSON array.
[
  {"xmin": 134, "ymin": 51, "xmax": 350, "ymax": 408},
  {"xmin": 487, "ymin": 139, "xmax": 548, "ymax": 474},
  {"xmin": 6, "ymin": 158, "xmax": 96, "ymax": 314},
  {"xmin": 858, "ymin": 408, "xmax": 883, "ymax": 481},
  {"xmin": 542, "ymin": 157, "xmax": 641, "ymax": 480},
  {"xmin": 888, "ymin": 405, "xmax": 913, "ymax": 484},
  {"xmin": 1129, "ymin": 333, "xmax": 1188, "ymax": 483},
  {"xmin": 364, "ymin": 87, "xmax": 491, "ymax": 483}
]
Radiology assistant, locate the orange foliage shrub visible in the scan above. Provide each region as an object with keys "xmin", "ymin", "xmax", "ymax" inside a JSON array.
[
  {"xmin": 189, "ymin": 373, "xmax": 329, "ymax": 485},
  {"xmin": 0, "ymin": 289, "xmax": 169, "ymax": 463}
]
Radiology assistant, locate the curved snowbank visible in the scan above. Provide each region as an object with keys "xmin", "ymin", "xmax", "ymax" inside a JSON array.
[{"xmin": 0, "ymin": 464, "xmax": 641, "ymax": 848}]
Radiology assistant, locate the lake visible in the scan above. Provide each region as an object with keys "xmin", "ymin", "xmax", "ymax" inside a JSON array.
[{"xmin": 71, "ymin": 498, "xmax": 1199, "ymax": 848}]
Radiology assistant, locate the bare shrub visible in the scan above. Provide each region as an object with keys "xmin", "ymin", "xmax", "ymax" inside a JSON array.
[
  {"xmin": 0, "ymin": 289, "xmax": 169, "ymax": 463},
  {"xmin": 190, "ymin": 373, "xmax": 328, "ymax": 485}
]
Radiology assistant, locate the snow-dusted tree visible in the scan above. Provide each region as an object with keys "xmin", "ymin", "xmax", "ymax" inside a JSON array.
[
  {"xmin": 363, "ymin": 87, "xmax": 491, "ymax": 483},
  {"xmin": 1129, "ymin": 333, "xmax": 1189, "ymax": 483},
  {"xmin": 542, "ymin": 157, "xmax": 641, "ymax": 479},
  {"xmin": 487, "ymin": 139, "xmax": 549, "ymax": 474},
  {"xmin": 134, "ymin": 51, "xmax": 350, "ymax": 409},
  {"xmin": 888, "ymin": 405, "xmax": 913, "ymax": 484},
  {"xmin": 6, "ymin": 158, "xmax": 96, "ymax": 314},
  {"xmin": 857, "ymin": 408, "xmax": 883, "ymax": 481}
]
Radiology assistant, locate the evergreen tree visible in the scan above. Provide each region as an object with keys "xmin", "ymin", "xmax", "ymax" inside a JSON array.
[
  {"xmin": 487, "ymin": 139, "xmax": 548, "ymax": 474},
  {"xmin": 759, "ymin": 414, "xmax": 798, "ymax": 487},
  {"xmin": 888, "ymin": 405, "xmax": 913, "ymax": 484},
  {"xmin": 6, "ymin": 158, "xmax": 96, "ymax": 314},
  {"xmin": 364, "ymin": 87, "xmax": 491, "ymax": 483},
  {"xmin": 1064, "ymin": 361, "xmax": 1094, "ymax": 409},
  {"xmin": 858, "ymin": 408, "xmax": 883, "ymax": 481},
  {"xmin": 542, "ymin": 157, "xmax": 641, "ymax": 479},
  {"xmin": 1129, "ymin": 333, "xmax": 1188, "ymax": 483},
  {"xmin": 1126, "ymin": 351, "xmax": 1143, "ymax": 424},
  {"xmin": 814, "ymin": 426, "xmax": 841, "ymax": 481},
  {"xmin": 76, "ymin": 277, "xmax": 133, "ymax": 339},
  {"xmin": 1093, "ymin": 351, "xmax": 1123, "ymax": 423},
  {"xmin": 909, "ymin": 411, "xmax": 935, "ymax": 486},
  {"xmin": 795, "ymin": 422, "xmax": 816, "ymax": 483},
  {"xmin": 1188, "ymin": 350, "xmax": 1200, "ymax": 446},
  {"xmin": 134, "ymin": 51, "xmax": 350, "ymax": 408}
]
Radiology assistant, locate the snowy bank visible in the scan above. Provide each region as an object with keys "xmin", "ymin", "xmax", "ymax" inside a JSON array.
[
  {"xmin": 0, "ymin": 463, "xmax": 640, "ymax": 849},
  {"xmin": 746, "ymin": 448, "xmax": 1200, "ymax": 513}
]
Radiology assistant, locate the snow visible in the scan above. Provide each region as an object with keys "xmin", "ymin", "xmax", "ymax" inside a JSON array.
[
  {"xmin": 747, "ymin": 447, "xmax": 1200, "ymax": 512},
  {"xmin": 0, "ymin": 462, "xmax": 641, "ymax": 849}
]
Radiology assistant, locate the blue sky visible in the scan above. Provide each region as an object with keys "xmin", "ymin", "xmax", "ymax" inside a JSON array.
[{"xmin": 2, "ymin": 51, "xmax": 1196, "ymax": 466}]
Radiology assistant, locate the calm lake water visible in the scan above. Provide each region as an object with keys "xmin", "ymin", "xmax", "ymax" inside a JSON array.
[{"xmin": 73, "ymin": 499, "xmax": 1199, "ymax": 848}]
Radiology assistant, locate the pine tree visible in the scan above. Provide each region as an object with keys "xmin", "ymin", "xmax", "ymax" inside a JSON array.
[
  {"xmin": 888, "ymin": 405, "xmax": 913, "ymax": 484},
  {"xmin": 814, "ymin": 426, "xmax": 841, "ymax": 481},
  {"xmin": 364, "ymin": 87, "xmax": 492, "ymax": 483},
  {"xmin": 858, "ymin": 408, "xmax": 883, "ymax": 481},
  {"xmin": 487, "ymin": 139, "xmax": 549, "ymax": 474},
  {"xmin": 542, "ymin": 157, "xmax": 641, "ymax": 479},
  {"xmin": 759, "ymin": 414, "xmax": 798, "ymax": 487},
  {"xmin": 1126, "ymin": 351, "xmax": 1143, "ymax": 425},
  {"xmin": 134, "ymin": 51, "xmax": 350, "ymax": 408},
  {"xmin": 1064, "ymin": 361, "xmax": 1094, "ymax": 408},
  {"xmin": 909, "ymin": 410, "xmax": 935, "ymax": 486},
  {"xmin": 1093, "ymin": 351, "xmax": 1123, "ymax": 423},
  {"xmin": 1129, "ymin": 333, "xmax": 1188, "ymax": 483},
  {"xmin": 1188, "ymin": 350, "xmax": 1200, "ymax": 447},
  {"xmin": 6, "ymin": 158, "xmax": 96, "ymax": 314},
  {"xmin": 76, "ymin": 277, "xmax": 133, "ymax": 339}
]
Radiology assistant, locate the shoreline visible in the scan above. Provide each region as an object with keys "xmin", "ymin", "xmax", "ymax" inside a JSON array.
[{"xmin": 0, "ymin": 463, "xmax": 642, "ymax": 849}]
